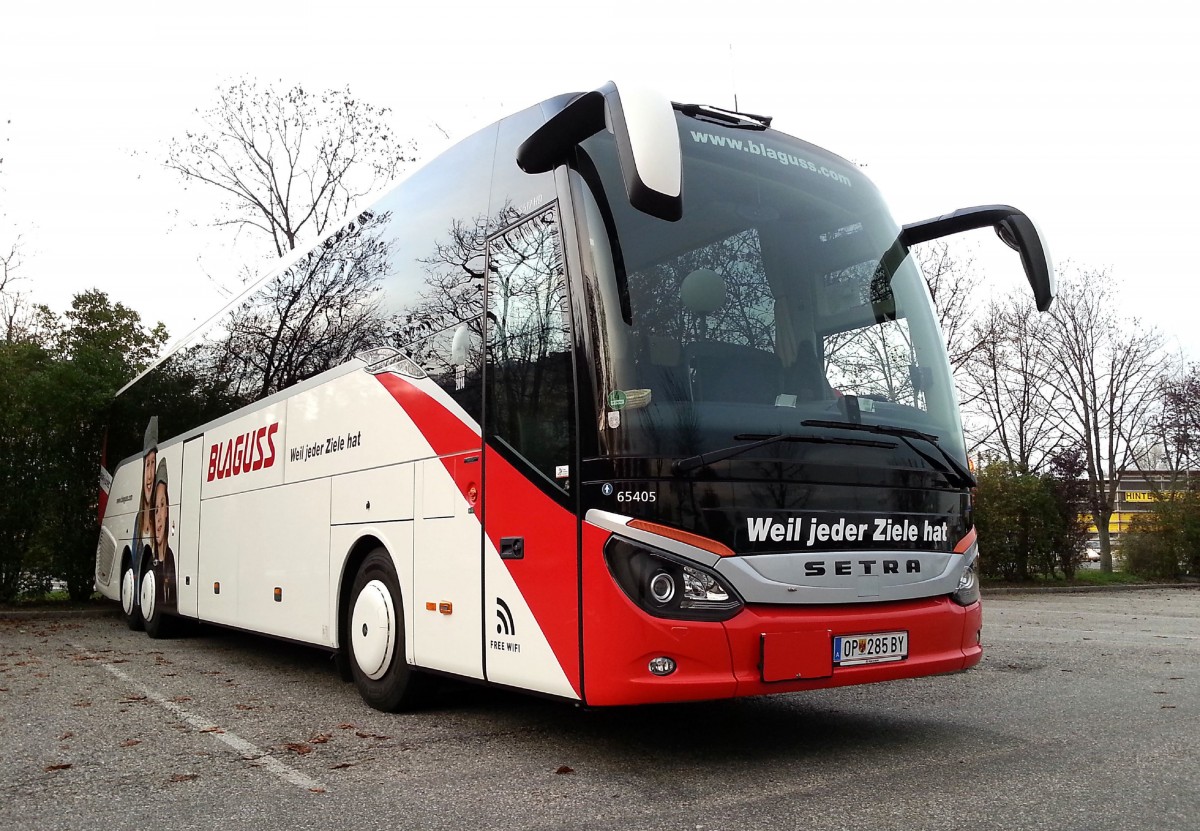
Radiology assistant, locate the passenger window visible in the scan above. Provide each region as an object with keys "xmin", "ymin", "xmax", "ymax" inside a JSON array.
[{"xmin": 485, "ymin": 206, "xmax": 575, "ymax": 492}]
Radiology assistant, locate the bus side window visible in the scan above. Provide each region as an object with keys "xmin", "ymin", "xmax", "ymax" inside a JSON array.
[{"xmin": 485, "ymin": 207, "xmax": 575, "ymax": 492}]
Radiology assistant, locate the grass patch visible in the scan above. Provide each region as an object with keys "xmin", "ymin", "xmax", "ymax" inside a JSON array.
[
  {"xmin": 983, "ymin": 568, "xmax": 1162, "ymax": 589},
  {"xmin": 1, "ymin": 591, "xmax": 107, "ymax": 610},
  {"xmin": 1063, "ymin": 569, "xmax": 1146, "ymax": 585}
]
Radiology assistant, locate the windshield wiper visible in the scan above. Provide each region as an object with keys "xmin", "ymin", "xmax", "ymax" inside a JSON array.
[
  {"xmin": 800, "ymin": 420, "xmax": 976, "ymax": 488},
  {"xmin": 675, "ymin": 103, "xmax": 771, "ymax": 130},
  {"xmin": 671, "ymin": 432, "xmax": 895, "ymax": 475}
]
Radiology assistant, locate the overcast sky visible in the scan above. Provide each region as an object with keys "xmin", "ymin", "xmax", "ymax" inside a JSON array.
[{"xmin": 2, "ymin": 1, "xmax": 1197, "ymax": 356}]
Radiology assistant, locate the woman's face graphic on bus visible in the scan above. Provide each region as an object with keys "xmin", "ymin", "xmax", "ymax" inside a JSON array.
[{"xmin": 154, "ymin": 481, "xmax": 169, "ymax": 547}]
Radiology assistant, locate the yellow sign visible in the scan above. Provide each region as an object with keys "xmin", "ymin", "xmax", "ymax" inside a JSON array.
[
  {"xmin": 1123, "ymin": 490, "xmax": 1186, "ymax": 503},
  {"xmin": 1080, "ymin": 512, "xmax": 1134, "ymax": 534}
]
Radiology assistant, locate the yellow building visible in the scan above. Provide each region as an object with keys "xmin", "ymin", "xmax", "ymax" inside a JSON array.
[{"xmin": 1081, "ymin": 473, "xmax": 1198, "ymax": 544}]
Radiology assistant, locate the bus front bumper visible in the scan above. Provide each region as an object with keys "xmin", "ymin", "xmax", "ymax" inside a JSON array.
[{"xmin": 582, "ymin": 595, "xmax": 982, "ymax": 706}]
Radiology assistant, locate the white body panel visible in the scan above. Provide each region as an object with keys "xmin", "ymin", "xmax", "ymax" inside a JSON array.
[
  {"xmin": 177, "ymin": 438, "xmax": 204, "ymax": 617},
  {"xmin": 96, "ymin": 463, "xmax": 136, "ymax": 598},
  {"xmin": 283, "ymin": 371, "xmax": 436, "ymax": 485},
  {"xmin": 331, "ymin": 464, "xmax": 415, "ymax": 525},
  {"xmin": 98, "ymin": 362, "xmax": 578, "ymax": 700},
  {"xmin": 413, "ymin": 455, "xmax": 483, "ymax": 679},
  {"xmin": 95, "ymin": 460, "xmax": 144, "ymax": 599},
  {"xmin": 198, "ymin": 478, "xmax": 331, "ymax": 644}
]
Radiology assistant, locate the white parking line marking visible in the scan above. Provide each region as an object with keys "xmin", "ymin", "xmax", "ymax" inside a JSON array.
[{"xmin": 74, "ymin": 645, "xmax": 326, "ymax": 793}]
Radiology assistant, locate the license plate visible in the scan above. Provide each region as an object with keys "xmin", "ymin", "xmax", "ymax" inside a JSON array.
[{"xmin": 833, "ymin": 631, "xmax": 908, "ymax": 666}]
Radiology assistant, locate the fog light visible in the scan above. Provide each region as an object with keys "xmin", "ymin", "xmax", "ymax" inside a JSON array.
[
  {"xmin": 648, "ymin": 656, "xmax": 677, "ymax": 676},
  {"xmin": 649, "ymin": 572, "xmax": 676, "ymax": 604}
]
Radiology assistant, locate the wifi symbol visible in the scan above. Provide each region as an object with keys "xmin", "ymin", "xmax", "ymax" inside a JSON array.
[{"xmin": 495, "ymin": 597, "xmax": 516, "ymax": 637}]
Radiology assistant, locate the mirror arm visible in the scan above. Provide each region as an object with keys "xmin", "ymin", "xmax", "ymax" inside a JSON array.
[
  {"xmin": 899, "ymin": 205, "xmax": 1019, "ymax": 247},
  {"xmin": 517, "ymin": 82, "xmax": 682, "ymax": 221},
  {"xmin": 900, "ymin": 204, "xmax": 1055, "ymax": 312}
]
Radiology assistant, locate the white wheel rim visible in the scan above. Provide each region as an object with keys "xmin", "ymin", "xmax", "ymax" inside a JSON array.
[
  {"xmin": 350, "ymin": 579, "xmax": 396, "ymax": 680},
  {"xmin": 140, "ymin": 570, "xmax": 156, "ymax": 622},
  {"xmin": 122, "ymin": 568, "xmax": 136, "ymax": 616}
]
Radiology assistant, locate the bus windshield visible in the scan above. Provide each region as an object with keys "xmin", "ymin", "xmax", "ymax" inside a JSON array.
[{"xmin": 575, "ymin": 110, "xmax": 967, "ymax": 471}]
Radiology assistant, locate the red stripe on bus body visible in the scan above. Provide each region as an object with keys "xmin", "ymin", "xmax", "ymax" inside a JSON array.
[
  {"xmin": 373, "ymin": 373, "xmax": 582, "ymax": 697},
  {"xmin": 480, "ymin": 444, "xmax": 581, "ymax": 697},
  {"xmin": 374, "ymin": 374, "xmax": 480, "ymax": 461}
]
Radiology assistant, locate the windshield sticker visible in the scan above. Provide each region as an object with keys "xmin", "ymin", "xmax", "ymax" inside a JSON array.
[
  {"xmin": 607, "ymin": 411, "xmax": 621, "ymax": 429},
  {"xmin": 689, "ymin": 130, "xmax": 853, "ymax": 188},
  {"xmin": 607, "ymin": 390, "xmax": 628, "ymax": 410}
]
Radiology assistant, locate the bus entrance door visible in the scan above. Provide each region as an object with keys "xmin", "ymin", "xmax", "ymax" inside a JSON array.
[{"xmin": 480, "ymin": 207, "xmax": 582, "ymax": 699}]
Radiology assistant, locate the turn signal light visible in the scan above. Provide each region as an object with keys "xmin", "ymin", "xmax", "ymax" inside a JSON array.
[{"xmin": 627, "ymin": 520, "xmax": 735, "ymax": 557}]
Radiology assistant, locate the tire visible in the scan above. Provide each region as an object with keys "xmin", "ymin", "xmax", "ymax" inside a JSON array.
[
  {"xmin": 332, "ymin": 649, "xmax": 354, "ymax": 683},
  {"xmin": 120, "ymin": 556, "xmax": 144, "ymax": 632},
  {"xmin": 140, "ymin": 568, "xmax": 175, "ymax": 639},
  {"xmin": 346, "ymin": 548, "xmax": 427, "ymax": 711}
]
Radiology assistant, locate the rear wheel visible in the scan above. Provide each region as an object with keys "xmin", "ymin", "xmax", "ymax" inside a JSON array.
[
  {"xmin": 347, "ymin": 548, "xmax": 427, "ymax": 711},
  {"xmin": 120, "ymin": 556, "xmax": 144, "ymax": 631}
]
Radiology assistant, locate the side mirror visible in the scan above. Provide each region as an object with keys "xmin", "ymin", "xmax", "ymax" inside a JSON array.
[
  {"xmin": 450, "ymin": 325, "xmax": 471, "ymax": 366},
  {"xmin": 900, "ymin": 205, "xmax": 1055, "ymax": 311},
  {"xmin": 517, "ymin": 81, "xmax": 683, "ymax": 221}
]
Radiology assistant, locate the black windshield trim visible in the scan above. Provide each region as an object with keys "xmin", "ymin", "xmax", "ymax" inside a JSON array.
[{"xmin": 671, "ymin": 432, "xmax": 896, "ymax": 475}]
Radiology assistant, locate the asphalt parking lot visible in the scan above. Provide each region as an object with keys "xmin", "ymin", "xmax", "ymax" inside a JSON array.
[{"xmin": 1, "ymin": 588, "xmax": 1196, "ymax": 831}]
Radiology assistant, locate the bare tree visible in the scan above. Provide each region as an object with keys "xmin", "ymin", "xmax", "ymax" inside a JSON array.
[
  {"xmin": 913, "ymin": 238, "xmax": 984, "ymax": 373},
  {"xmin": 165, "ymin": 78, "xmax": 415, "ymax": 260},
  {"xmin": 0, "ymin": 236, "xmax": 46, "ymax": 344},
  {"xmin": 1038, "ymin": 272, "xmax": 1171, "ymax": 571},
  {"xmin": 202, "ymin": 210, "xmax": 394, "ymax": 400},
  {"xmin": 163, "ymin": 80, "xmax": 421, "ymax": 400},
  {"xmin": 1, "ymin": 236, "xmax": 23, "ymax": 341},
  {"xmin": 1146, "ymin": 363, "xmax": 1200, "ymax": 477},
  {"xmin": 963, "ymin": 294, "xmax": 1064, "ymax": 472}
]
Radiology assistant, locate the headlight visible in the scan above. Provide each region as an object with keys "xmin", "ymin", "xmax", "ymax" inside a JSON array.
[
  {"xmin": 952, "ymin": 557, "xmax": 980, "ymax": 606},
  {"xmin": 605, "ymin": 537, "xmax": 743, "ymax": 621}
]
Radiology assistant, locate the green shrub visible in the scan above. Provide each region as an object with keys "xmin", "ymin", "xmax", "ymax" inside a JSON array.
[
  {"xmin": 975, "ymin": 461, "xmax": 1062, "ymax": 580},
  {"xmin": 1121, "ymin": 494, "xmax": 1200, "ymax": 580}
]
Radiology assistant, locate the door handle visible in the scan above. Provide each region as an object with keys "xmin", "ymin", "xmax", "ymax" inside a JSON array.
[{"xmin": 500, "ymin": 537, "xmax": 524, "ymax": 560}]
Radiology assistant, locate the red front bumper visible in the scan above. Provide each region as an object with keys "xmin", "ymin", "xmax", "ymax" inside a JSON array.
[{"xmin": 582, "ymin": 530, "xmax": 982, "ymax": 706}]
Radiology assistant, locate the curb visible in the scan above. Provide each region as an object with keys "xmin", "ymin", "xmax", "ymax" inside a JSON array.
[
  {"xmin": 984, "ymin": 582, "xmax": 1200, "ymax": 596},
  {"xmin": 0, "ymin": 604, "xmax": 121, "ymax": 621}
]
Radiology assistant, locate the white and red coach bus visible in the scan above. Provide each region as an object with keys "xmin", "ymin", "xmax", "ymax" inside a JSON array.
[{"xmin": 95, "ymin": 82, "xmax": 1054, "ymax": 711}]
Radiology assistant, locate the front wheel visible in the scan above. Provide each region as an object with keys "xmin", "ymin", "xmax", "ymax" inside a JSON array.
[
  {"xmin": 140, "ymin": 568, "xmax": 175, "ymax": 639},
  {"xmin": 120, "ymin": 557, "xmax": 144, "ymax": 631},
  {"xmin": 346, "ymin": 548, "xmax": 427, "ymax": 711}
]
